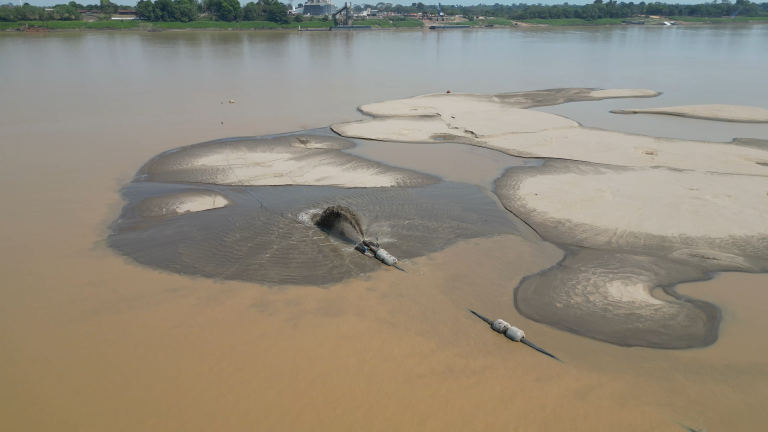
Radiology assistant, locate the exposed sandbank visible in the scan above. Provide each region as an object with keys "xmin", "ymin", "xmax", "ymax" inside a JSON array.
[
  {"xmin": 332, "ymin": 88, "xmax": 768, "ymax": 349},
  {"xmin": 355, "ymin": 88, "xmax": 661, "ymax": 117},
  {"xmin": 498, "ymin": 161, "xmax": 767, "ymax": 348},
  {"xmin": 130, "ymin": 189, "xmax": 233, "ymax": 218},
  {"xmin": 137, "ymin": 134, "xmax": 438, "ymax": 188},
  {"xmin": 109, "ymin": 88, "xmax": 768, "ymax": 349},
  {"xmin": 515, "ymin": 248, "xmax": 719, "ymax": 349},
  {"xmin": 495, "ymin": 161, "xmax": 768, "ymax": 247},
  {"xmin": 333, "ymin": 91, "xmax": 768, "ymax": 176},
  {"xmin": 611, "ymin": 104, "xmax": 768, "ymax": 123},
  {"xmin": 111, "ymin": 128, "xmax": 535, "ymax": 285}
]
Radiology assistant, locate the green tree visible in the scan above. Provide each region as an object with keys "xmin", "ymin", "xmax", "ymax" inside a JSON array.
[
  {"xmin": 264, "ymin": 0, "xmax": 288, "ymax": 23},
  {"xmin": 579, "ymin": 4, "xmax": 601, "ymax": 20},
  {"xmin": 51, "ymin": 4, "xmax": 81, "ymax": 20},
  {"xmin": 100, "ymin": 0, "xmax": 118, "ymax": 14},
  {"xmin": 176, "ymin": 0, "xmax": 199, "ymax": 21},
  {"xmin": 221, "ymin": 0, "xmax": 243, "ymax": 21},
  {"xmin": 135, "ymin": 0, "xmax": 156, "ymax": 20},
  {"xmin": 243, "ymin": 1, "xmax": 260, "ymax": 20}
]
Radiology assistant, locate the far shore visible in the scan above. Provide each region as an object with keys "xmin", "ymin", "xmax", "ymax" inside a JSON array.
[{"xmin": 3, "ymin": 16, "xmax": 768, "ymax": 32}]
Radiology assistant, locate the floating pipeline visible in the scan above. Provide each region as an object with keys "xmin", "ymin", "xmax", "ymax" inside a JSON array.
[
  {"xmin": 356, "ymin": 240, "xmax": 406, "ymax": 272},
  {"xmin": 469, "ymin": 310, "xmax": 561, "ymax": 362},
  {"xmin": 314, "ymin": 205, "xmax": 405, "ymax": 271}
]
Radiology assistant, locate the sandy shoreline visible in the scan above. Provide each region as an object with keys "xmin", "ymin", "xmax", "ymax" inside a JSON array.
[
  {"xmin": 3, "ymin": 20, "xmax": 768, "ymax": 33},
  {"xmin": 611, "ymin": 104, "xmax": 768, "ymax": 123}
]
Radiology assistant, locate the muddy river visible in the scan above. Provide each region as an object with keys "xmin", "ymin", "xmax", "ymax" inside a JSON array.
[{"xmin": 2, "ymin": 26, "xmax": 767, "ymax": 431}]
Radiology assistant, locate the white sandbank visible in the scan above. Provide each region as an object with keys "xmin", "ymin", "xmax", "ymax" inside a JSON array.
[
  {"xmin": 611, "ymin": 104, "xmax": 768, "ymax": 123},
  {"xmin": 511, "ymin": 167, "xmax": 768, "ymax": 239},
  {"xmin": 589, "ymin": 89, "xmax": 660, "ymax": 99},
  {"xmin": 132, "ymin": 190, "xmax": 233, "ymax": 218},
  {"xmin": 138, "ymin": 135, "xmax": 438, "ymax": 189},
  {"xmin": 483, "ymin": 127, "xmax": 768, "ymax": 176},
  {"xmin": 333, "ymin": 92, "xmax": 768, "ymax": 176}
]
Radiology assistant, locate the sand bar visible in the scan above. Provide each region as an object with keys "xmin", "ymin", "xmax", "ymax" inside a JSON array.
[
  {"xmin": 496, "ymin": 160, "xmax": 768, "ymax": 348},
  {"xmin": 333, "ymin": 88, "xmax": 768, "ymax": 348},
  {"xmin": 129, "ymin": 189, "xmax": 233, "ymax": 218},
  {"xmin": 515, "ymin": 248, "xmax": 718, "ymax": 349},
  {"xmin": 611, "ymin": 104, "xmax": 768, "ymax": 123},
  {"xmin": 138, "ymin": 134, "xmax": 438, "ymax": 189},
  {"xmin": 334, "ymin": 91, "xmax": 768, "ymax": 176}
]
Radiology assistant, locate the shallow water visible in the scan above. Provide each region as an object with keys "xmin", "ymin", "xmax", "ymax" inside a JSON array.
[
  {"xmin": 2, "ymin": 26, "xmax": 768, "ymax": 431},
  {"xmin": 110, "ymin": 180, "xmax": 526, "ymax": 285}
]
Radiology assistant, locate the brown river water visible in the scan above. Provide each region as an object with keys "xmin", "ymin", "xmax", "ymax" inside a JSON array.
[{"xmin": 2, "ymin": 26, "xmax": 768, "ymax": 431}]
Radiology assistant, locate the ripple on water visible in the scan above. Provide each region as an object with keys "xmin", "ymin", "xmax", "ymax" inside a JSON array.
[{"xmin": 109, "ymin": 182, "xmax": 525, "ymax": 285}]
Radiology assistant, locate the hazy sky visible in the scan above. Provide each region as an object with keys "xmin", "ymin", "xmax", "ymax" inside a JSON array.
[{"xmin": 17, "ymin": 0, "xmax": 731, "ymax": 8}]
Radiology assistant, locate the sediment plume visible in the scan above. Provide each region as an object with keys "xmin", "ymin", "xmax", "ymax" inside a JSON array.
[
  {"xmin": 109, "ymin": 181, "xmax": 525, "ymax": 285},
  {"xmin": 313, "ymin": 205, "xmax": 366, "ymax": 244}
]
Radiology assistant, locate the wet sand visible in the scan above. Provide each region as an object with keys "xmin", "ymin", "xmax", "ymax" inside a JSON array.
[
  {"xmin": 3, "ymin": 29, "xmax": 768, "ymax": 432},
  {"xmin": 109, "ymin": 181, "xmax": 527, "ymax": 285}
]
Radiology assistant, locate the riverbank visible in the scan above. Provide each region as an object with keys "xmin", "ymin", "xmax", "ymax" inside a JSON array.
[
  {"xmin": 3, "ymin": 15, "xmax": 767, "ymax": 32},
  {"xmin": 0, "ymin": 18, "xmax": 425, "ymax": 32}
]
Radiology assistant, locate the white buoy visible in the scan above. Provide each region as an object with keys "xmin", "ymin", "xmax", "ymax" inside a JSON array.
[
  {"xmin": 470, "ymin": 310, "xmax": 561, "ymax": 361},
  {"xmin": 374, "ymin": 248, "xmax": 398, "ymax": 266}
]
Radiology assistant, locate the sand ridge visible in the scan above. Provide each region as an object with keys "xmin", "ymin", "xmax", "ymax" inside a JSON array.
[
  {"xmin": 129, "ymin": 189, "xmax": 234, "ymax": 218},
  {"xmin": 137, "ymin": 134, "xmax": 438, "ymax": 189},
  {"xmin": 611, "ymin": 104, "xmax": 768, "ymax": 123},
  {"xmin": 333, "ymin": 91, "xmax": 768, "ymax": 177}
]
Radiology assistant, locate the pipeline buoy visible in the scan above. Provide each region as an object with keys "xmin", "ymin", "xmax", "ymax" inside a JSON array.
[
  {"xmin": 469, "ymin": 310, "xmax": 561, "ymax": 361},
  {"xmin": 357, "ymin": 240, "xmax": 405, "ymax": 272}
]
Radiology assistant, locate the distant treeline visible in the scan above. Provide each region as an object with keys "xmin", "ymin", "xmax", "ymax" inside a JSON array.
[
  {"xmin": 0, "ymin": 0, "xmax": 296, "ymax": 23},
  {"xmin": 0, "ymin": 1, "xmax": 132, "ymax": 21},
  {"xmin": 1, "ymin": 3, "xmax": 82, "ymax": 21},
  {"xmin": 2, "ymin": 0, "xmax": 767, "ymax": 24},
  {"xmin": 367, "ymin": 1, "xmax": 768, "ymax": 20}
]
